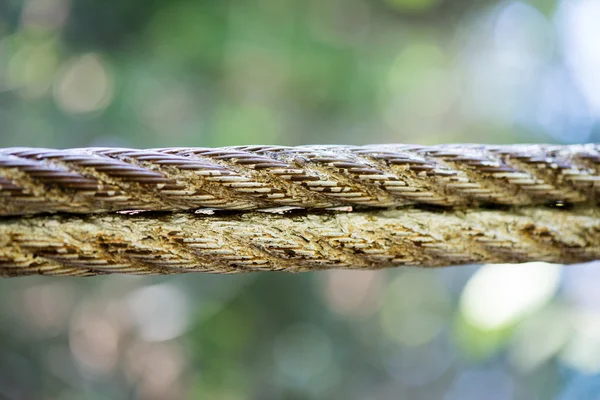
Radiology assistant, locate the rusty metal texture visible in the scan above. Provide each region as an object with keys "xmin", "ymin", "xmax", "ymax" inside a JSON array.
[
  {"xmin": 1, "ymin": 206, "xmax": 599, "ymax": 277},
  {"xmin": 1, "ymin": 144, "xmax": 600, "ymax": 216}
]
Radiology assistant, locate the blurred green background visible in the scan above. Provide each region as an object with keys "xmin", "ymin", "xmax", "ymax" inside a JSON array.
[{"xmin": 1, "ymin": 0, "xmax": 600, "ymax": 398}]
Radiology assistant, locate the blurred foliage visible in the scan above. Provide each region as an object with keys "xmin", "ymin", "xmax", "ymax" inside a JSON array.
[{"xmin": 1, "ymin": 0, "xmax": 600, "ymax": 398}]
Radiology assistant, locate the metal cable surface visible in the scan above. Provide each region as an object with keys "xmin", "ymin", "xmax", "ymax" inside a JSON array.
[
  {"xmin": 1, "ymin": 144, "xmax": 600, "ymax": 216},
  {"xmin": 1, "ymin": 206, "xmax": 599, "ymax": 277}
]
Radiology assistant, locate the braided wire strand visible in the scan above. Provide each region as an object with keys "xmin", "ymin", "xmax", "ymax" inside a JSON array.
[
  {"xmin": 1, "ymin": 206, "xmax": 599, "ymax": 277},
  {"xmin": 1, "ymin": 144, "xmax": 600, "ymax": 216}
]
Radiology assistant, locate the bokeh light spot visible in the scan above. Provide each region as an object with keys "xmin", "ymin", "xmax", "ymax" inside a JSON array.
[
  {"xmin": 7, "ymin": 41, "xmax": 58, "ymax": 98},
  {"xmin": 558, "ymin": 0, "xmax": 600, "ymax": 116},
  {"xmin": 69, "ymin": 308, "xmax": 120, "ymax": 375},
  {"xmin": 559, "ymin": 310, "xmax": 600, "ymax": 373},
  {"xmin": 460, "ymin": 262, "xmax": 561, "ymax": 330},
  {"xmin": 323, "ymin": 270, "xmax": 381, "ymax": 318},
  {"xmin": 126, "ymin": 283, "xmax": 191, "ymax": 342},
  {"xmin": 509, "ymin": 304, "xmax": 571, "ymax": 372},
  {"xmin": 53, "ymin": 53, "xmax": 114, "ymax": 115}
]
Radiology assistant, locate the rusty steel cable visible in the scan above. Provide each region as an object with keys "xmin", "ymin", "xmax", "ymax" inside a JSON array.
[
  {"xmin": 1, "ymin": 206, "xmax": 599, "ymax": 277},
  {"xmin": 1, "ymin": 144, "xmax": 600, "ymax": 277},
  {"xmin": 1, "ymin": 144, "xmax": 600, "ymax": 216}
]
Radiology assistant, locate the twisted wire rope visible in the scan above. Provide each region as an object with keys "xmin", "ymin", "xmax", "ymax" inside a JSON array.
[
  {"xmin": 1, "ymin": 144, "xmax": 600, "ymax": 277},
  {"xmin": 1, "ymin": 206, "xmax": 599, "ymax": 277},
  {"xmin": 1, "ymin": 144, "xmax": 599, "ymax": 216}
]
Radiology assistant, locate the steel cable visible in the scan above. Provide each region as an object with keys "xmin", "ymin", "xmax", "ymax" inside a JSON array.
[
  {"xmin": 1, "ymin": 144, "xmax": 599, "ymax": 216},
  {"xmin": 1, "ymin": 206, "xmax": 598, "ymax": 277}
]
